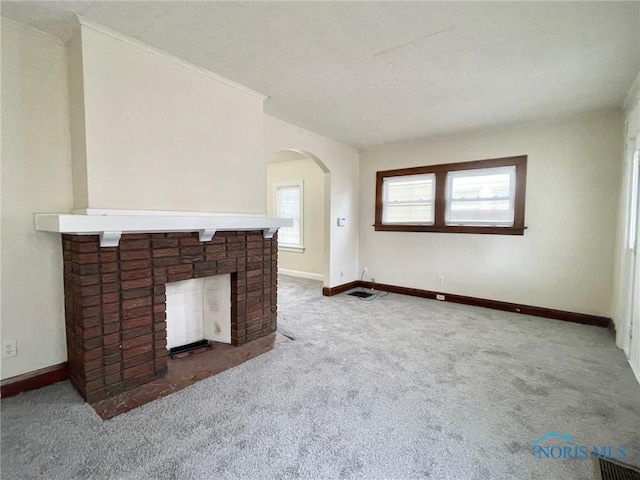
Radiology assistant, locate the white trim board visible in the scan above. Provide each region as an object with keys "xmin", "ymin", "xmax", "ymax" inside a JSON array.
[
  {"xmin": 34, "ymin": 212, "xmax": 292, "ymax": 246},
  {"xmin": 278, "ymin": 268, "xmax": 323, "ymax": 282},
  {"xmin": 73, "ymin": 208, "xmax": 266, "ymax": 218}
]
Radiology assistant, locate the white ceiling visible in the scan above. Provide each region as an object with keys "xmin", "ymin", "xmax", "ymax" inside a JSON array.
[{"xmin": 2, "ymin": 1, "xmax": 639, "ymax": 148}]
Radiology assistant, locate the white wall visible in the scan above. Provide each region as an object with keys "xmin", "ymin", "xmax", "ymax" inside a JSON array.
[
  {"xmin": 613, "ymin": 72, "xmax": 640, "ymax": 382},
  {"xmin": 264, "ymin": 115, "xmax": 360, "ymax": 287},
  {"xmin": 73, "ymin": 21, "xmax": 266, "ymax": 214},
  {"xmin": 1, "ymin": 19, "xmax": 73, "ymax": 379},
  {"xmin": 66, "ymin": 27, "xmax": 89, "ymax": 209},
  {"xmin": 267, "ymin": 158, "xmax": 325, "ymax": 277},
  {"xmin": 359, "ymin": 111, "xmax": 623, "ymax": 317}
]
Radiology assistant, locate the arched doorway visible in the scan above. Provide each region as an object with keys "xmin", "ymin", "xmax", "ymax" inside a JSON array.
[{"xmin": 267, "ymin": 149, "xmax": 330, "ymax": 284}]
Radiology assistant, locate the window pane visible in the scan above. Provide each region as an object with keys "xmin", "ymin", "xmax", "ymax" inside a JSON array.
[
  {"xmin": 276, "ymin": 185, "xmax": 301, "ymax": 246},
  {"xmin": 383, "ymin": 174, "xmax": 435, "ymax": 224},
  {"xmin": 446, "ymin": 166, "xmax": 515, "ymax": 226}
]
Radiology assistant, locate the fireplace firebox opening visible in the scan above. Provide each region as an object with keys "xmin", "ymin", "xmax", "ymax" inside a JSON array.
[{"xmin": 165, "ymin": 275, "xmax": 231, "ymax": 358}]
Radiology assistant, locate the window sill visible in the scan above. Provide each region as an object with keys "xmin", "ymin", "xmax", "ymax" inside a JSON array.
[
  {"xmin": 279, "ymin": 246, "xmax": 305, "ymax": 253},
  {"xmin": 374, "ymin": 224, "xmax": 525, "ymax": 235}
]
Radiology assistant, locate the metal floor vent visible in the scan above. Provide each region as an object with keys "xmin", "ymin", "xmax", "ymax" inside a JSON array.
[
  {"xmin": 169, "ymin": 340, "xmax": 213, "ymax": 359},
  {"xmin": 348, "ymin": 291, "xmax": 373, "ymax": 298},
  {"xmin": 594, "ymin": 457, "xmax": 640, "ymax": 480}
]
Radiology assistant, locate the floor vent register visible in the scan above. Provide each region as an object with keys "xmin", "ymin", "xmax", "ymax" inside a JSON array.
[{"xmin": 594, "ymin": 457, "xmax": 640, "ymax": 480}]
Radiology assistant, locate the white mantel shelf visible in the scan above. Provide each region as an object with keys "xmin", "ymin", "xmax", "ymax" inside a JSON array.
[{"xmin": 34, "ymin": 211, "xmax": 293, "ymax": 247}]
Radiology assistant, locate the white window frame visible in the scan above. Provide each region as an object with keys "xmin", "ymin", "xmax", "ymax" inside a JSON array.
[
  {"xmin": 382, "ymin": 173, "xmax": 436, "ymax": 225},
  {"xmin": 445, "ymin": 165, "xmax": 517, "ymax": 227},
  {"xmin": 273, "ymin": 181, "xmax": 304, "ymax": 252}
]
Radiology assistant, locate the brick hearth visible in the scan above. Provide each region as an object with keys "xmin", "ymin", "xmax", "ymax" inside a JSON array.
[{"xmin": 62, "ymin": 230, "xmax": 278, "ymax": 403}]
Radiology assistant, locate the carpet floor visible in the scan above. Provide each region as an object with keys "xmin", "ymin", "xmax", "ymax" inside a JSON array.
[{"xmin": 1, "ymin": 276, "xmax": 639, "ymax": 479}]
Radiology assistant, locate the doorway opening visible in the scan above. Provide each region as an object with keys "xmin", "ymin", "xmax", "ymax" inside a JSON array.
[{"xmin": 267, "ymin": 150, "xmax": 330, "ymax": 285}]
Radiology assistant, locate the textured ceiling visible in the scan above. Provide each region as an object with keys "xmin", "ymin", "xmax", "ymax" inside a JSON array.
[{"xmin": 2, "ymin": 1, "xmax": 639, "ymax": 148}]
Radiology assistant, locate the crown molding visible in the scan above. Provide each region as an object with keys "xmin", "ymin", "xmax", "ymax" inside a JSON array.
[
  {"xmin": 265, "ymin": 114, "xmax": 360, "ymax": 154},
  {"xmin": 1, "ymin": 16, "xmax": 66, "ymax": 47},
  {"xmin": 74, "ymin": 15, "xmax": 268, "ymax": 101}
]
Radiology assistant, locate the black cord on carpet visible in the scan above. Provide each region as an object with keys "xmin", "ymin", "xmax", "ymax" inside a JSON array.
[{"xmin": 350, "ymin": 270, "xmax": 390, "ymax": 302}]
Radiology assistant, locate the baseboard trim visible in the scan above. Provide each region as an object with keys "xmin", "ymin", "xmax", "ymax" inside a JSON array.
[
  {"xmin": 278, "ymin": 268, "xmax": 324, "ymax": 282},
  {"xmin": 322, "ymin": 281, "xmax": 359, "ymax": 296},
  {"xmin": 353, "ymin": 281, "xmax": 612, "ymax": 328},
  {"xmin": 1, "ymin": 362, "xmax": 68, "ymax": 398}
]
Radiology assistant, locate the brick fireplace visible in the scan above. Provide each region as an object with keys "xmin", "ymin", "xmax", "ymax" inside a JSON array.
[{"xmin": 61, "ymin": 230, "xmax": 278, "ymax": 404}]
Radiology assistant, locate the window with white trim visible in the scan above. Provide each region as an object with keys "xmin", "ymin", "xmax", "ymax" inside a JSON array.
[{"xmin": 274, "ymin": 181, "xmax": 304, "ymax": 250}]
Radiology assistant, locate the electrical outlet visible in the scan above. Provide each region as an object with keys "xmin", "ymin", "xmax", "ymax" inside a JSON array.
[
  {"xmin": 437, "ymin": 275, "xmax": 444, "ymax": 285},
  {"xmin": 2, "ymin": 340, "xmax": 17, "ymax": 358},
  {"xmin": 436, "ymin": 294, "xmax": 445, "ymax": 301},
  {"xmin": 363, "ymin": 267, "xmax": 368, "ymax": 274}
]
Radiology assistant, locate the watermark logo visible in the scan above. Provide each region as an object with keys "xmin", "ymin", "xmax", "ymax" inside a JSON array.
[{"xmin": 530, "ymin": 432, "xmax": 627, "ymax": 462}]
